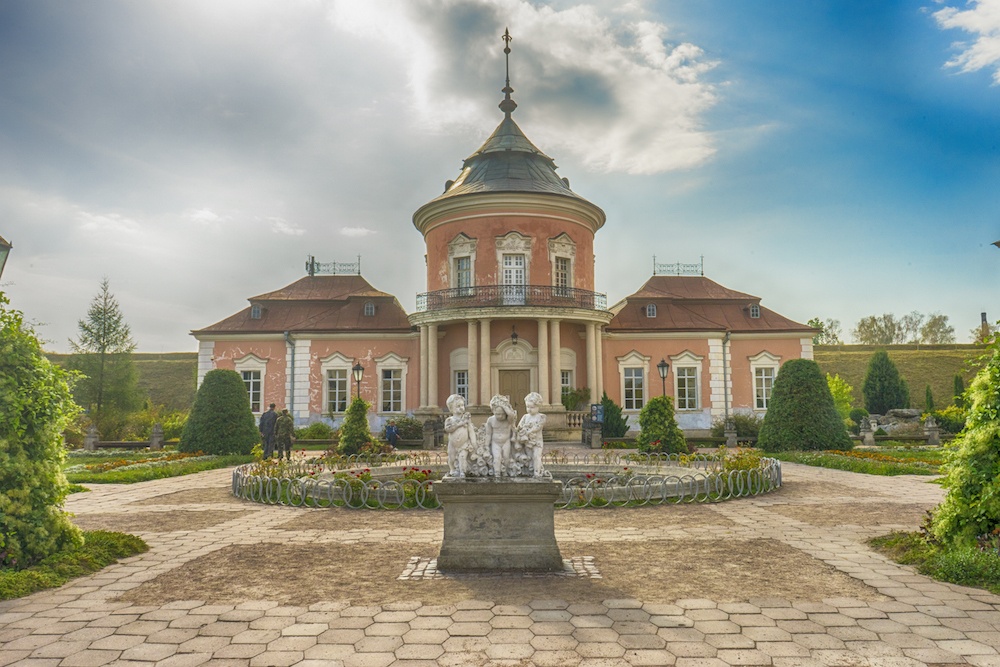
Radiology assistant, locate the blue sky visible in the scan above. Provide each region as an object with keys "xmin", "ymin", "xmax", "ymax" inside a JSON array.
[{"xmin": 0, "ymin": 0, "xmax": 997, "ymax": 351}]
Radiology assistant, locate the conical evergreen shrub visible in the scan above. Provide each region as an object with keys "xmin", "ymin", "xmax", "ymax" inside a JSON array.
[
  {"xmin": 862, "ymin": 350, "xmax": 909, "ymax": 414},
  {"xmin": 635, "ymin": 395, "xmax": 687, "ymax": 454},
  {"xmin": 758, "ymin": 359, "xmax": 852, "ymax": 452},
  {"xmin": 338, "ymin": 397, "xmax": 372, "ymax": 455},
  {"xmin": 179, "ymin": 369, "xmax": 259, "ymax": 455},
  {"xmin": 600, "ymin": 392, "xmax": 629, "ymax": 438}
]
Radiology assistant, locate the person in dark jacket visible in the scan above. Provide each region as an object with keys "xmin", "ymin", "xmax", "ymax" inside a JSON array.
[
  {"xmin": 275, "ymin": 409, "xmax": 294, "ymax": 461},
  {"xmin": 385, "ymin": 420, "xmax": 400, "ymax": 447},
  {"xmin": 259, "ymin": 404, "xmax": 278, "ymax": 458}
]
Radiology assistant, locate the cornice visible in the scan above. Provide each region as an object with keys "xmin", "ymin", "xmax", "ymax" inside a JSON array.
[{"xmin": 413, "ymin": 192, "xmax": 606, "ymax": 237}]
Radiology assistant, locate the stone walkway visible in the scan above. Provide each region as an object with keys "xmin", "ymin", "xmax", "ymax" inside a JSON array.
[{"xmin": 3, "ymin": 461, "xmax": 1000, "ymax": 666}]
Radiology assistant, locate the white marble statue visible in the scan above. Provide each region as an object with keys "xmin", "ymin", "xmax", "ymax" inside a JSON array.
[
  {"xmin": 484, "ymin": 394, "xmax": 517, "ymax": 477},
  {"xmin": 517, "ymin": 392, "xmax": 547, "ymax": 477},
  {"xmin": 443, "ymin": 394, "xmax": 474, "ymax": 478}
]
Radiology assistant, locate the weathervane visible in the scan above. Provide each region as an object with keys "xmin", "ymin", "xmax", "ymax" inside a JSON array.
[{"xmin": 499, "ymin": 27, "xmax": 517, "ymax": 118}]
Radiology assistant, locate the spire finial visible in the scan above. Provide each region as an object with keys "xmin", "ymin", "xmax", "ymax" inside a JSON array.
[{"xmin": 499, "ymin": 27, "xmax": 517, "ymax": 118}]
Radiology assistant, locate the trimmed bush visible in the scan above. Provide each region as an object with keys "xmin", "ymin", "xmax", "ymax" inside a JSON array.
[
  {"xmin": 380, "ymin": 416, "xmax": 422, "ymax": 441},
  {"xmin": 758, "ymin": 359, "xmax": 853, "ymax": 452},
  {"xmin": 932, "ymin": 338, "xmax": 1000, "ymax": 546},
  {"xmin": 635, "ymin": 395, "xmax": 687, "ymax": 454},
  {"xmin": 0, "ymin": 295, "xmax": 84, "ymax": 569},
  {"xmin": 339, "ymin": 397, "xmax": 372, "ymax": 455},
  {"xmin": 600, "ymin": 392, "xmax": 628, "ymax": 438},
  {"xmin": 954, "ymin": 374, "xmax": 966, "ymax": 408},
  {"xmin": 710, "ymin": 413, "xmax": 764, "ymax": 439},
  {"xmin": 863, "ymin": 350, "xmax": 910, "ymax": 414},
  {"xmin": 295, "ymin": 421, "xmax": 335, "ymax": 440},
  {"xmin": 178, "ymin": 369, "xmax": 259, "ymax": 455}
]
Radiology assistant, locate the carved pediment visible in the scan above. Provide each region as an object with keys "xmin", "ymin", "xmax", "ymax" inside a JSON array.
[
  {"xmin": 495, "ymin": 231, "xmax": 532, "ymax": 254},
  {"xmin": 548, "ymin": 232, "xmax": 576, "ymax": 259},
  {"xmin": 448, "ymin": 233, "xmax": 478, "ymax": 258}
]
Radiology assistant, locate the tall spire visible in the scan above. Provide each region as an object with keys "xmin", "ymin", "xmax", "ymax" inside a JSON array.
[{"xmin": 499, "ymin": 27, "xmax": 517, "ymax": 118}]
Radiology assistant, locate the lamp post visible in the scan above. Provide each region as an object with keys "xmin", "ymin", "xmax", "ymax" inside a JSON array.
[
  {"xmin": 657, "ymin": 359, "xmax": 669, "ymax": 397},
  {"xmin": 352, "ymin": 361, "xmax": 364, "ymax": 398},
  {"xmin": 0, "ymin": 235, "xmax": 11, "ymax": 280}
]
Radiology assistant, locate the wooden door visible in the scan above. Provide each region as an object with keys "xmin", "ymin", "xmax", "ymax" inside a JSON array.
[{"xmin": 498, "ymin": 370, "xmax": 530, "ymax": 417}]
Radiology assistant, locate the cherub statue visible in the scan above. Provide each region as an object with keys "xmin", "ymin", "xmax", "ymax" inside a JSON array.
[
  {"xmin": 443, "ymin": 393, "xmax": 474, "ymax": 478},
  {"xmin": 483, "ymin": 394, "xmax": 516, "ymax": 477},
  {"xmin": 517, "ymin": 392, "xmax": 547, "ymax": 477}
]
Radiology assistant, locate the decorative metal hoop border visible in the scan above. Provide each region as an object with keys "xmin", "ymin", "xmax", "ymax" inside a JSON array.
[{"xmin": 231, "ymin": 452, "xmax": 781, "ymax": 510}]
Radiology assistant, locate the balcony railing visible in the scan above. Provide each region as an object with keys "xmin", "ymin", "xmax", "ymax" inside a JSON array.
[{"xmin": 416, "ymin": 284, "xmax": 608, "ymax": 313}]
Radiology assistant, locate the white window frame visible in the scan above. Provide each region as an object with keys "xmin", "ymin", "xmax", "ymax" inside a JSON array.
[
  {"xmin": 234, "ymin": 354, "xmax": 267, "ymax": 414},
  {"xmin": 448, "ymin": 233, "xmax": 478, "ymax": 291},
  {"xmin": 250, "ymin": 304, "xmax": 262, "ymax": 320},
  {"xmin": 363, "ymin": 301, "xmax": 375, "ymax": 317},
  {"xmin": 320, "ymin": 352, "xmax": 354, "ymax": 415},
  {"xmin": 617, "ymin": 350, "xmax": 650, "ymax": 412},
  {"xmin": 454, "ymin": 370, "xmax": 468, "ymax": 402},
  {"xmin": 646, "ymin": 304, "xmax": 657, "ymax": 318},
  {"xmin": 548, "ymin": 233, "xmax": 576, "ymax": 296},
  {"xmin": 670, "ymin": 351, "xmax": 703, "ymax": 411},
  {"xmin": 560, "ymin": 370, "xmax": 573, "ymax": 401},
  {"xmin": 749, "ymin": 303, "xmax": 760, "ymax": 319},
  {"xmin": 749, "ymin": 351, "xmax": 781, "ymax": 411},
  {"xmin": 454, "ymin": 256, "xmax": 473, "ymax": 295},
  {"xmin": 375, "ymin": 352, "xmax": 409, "ymax": 414}
]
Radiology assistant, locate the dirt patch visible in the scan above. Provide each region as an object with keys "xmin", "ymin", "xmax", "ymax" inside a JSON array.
[
  {"xmin": 555, "ymin": 503, "xmax": 733, "ymax": 529},
  {"xmin": 768, "ymin": 503, "xmax": 930, "ymax": 528},
  {"xmin": 276, "ymin": 508, "xmax": 441, "ymax": 532},
  {"xmin": 74, "ymin": 510, "xmax": 251, "ymax": 533},
  {"xmin": 765, "ymin": 480, "xmax": 885, "ymax": 501},
  {"xmin": 130, "ymin": 487, "xmax": 248, "ymax": 506},
  {"xmin": 120, "ymin": 537, "xmax": 880, "ymax": 606}
]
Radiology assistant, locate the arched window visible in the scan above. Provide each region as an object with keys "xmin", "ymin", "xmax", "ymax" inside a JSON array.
[
  {"xmin": 364, "ymin": 302, "xmax": 375, "ymax": 317},
  {"xmin": 645, "ymin": 304, "xmax": 657, "ymax": 318},
  {"xmin": 250, "ymin": 304, "xmax": 262, "ymax": 320},
  {"xmin": 749, "ymin": 304, "xmax": 760, "ymax": 319}
]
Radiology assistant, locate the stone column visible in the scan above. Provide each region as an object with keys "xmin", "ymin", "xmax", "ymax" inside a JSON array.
[
  {"xmin": 428, "ymin": 323, "xmax": 439, "ymax": 409},
  {"xmin": 549, "ymin": 319, "xmax": 561, "ymax": 402},
  {"xmin": 595, "ymin": 324, "xmax": 604, "ymax": 400},
  {"xmin": 479, "ymin": 318, "xmax": 492, "ymax": 403},
  {"xmin": 586, "ymin": 322, "xmax": 597, "ymax": 398},
  {"xmin": 467, "ymin": 320, "xmax": 478, "ymax": 406},
  {"xmin": 419, "ymin": 325, "xmax": 428, "ymax": 407},
  {"xmin": 537, "ymin": 318, "xmax": 549, "ymax": 404}
]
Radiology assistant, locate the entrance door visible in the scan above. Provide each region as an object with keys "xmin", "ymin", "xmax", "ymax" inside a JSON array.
[
  {"xmin": 501, "ymin": 254, "xmax": 526, "ymax": 305},
  {"xmin": 498, "ymin": 370, "xmax": 531, "ymax": 418}
]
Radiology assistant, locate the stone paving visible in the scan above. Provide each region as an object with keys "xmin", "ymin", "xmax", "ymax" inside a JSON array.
[{"xmin": 3, "ymin": 457, "xmax": 1000, "ymax": 666}]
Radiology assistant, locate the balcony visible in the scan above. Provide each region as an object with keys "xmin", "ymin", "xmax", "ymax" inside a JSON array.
[{"xmin": 416, "ymin": 284, "xmax": 608, "ymax": 313}]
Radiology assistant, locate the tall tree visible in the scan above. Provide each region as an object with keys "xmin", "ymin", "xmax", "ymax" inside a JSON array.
[
  {"xmin": 920, "ymin": 313, "xmax": 955, "ymax": 344},
  {"xmin": 808, "ymin": 318, "xmax": 843, "ymax": 345},
  {"xmin": 862, "ymin": 350, "xmax": 910, "ymax": 414},
  {"xmin": 68, "ymin": 278, "xmax": 143, "ymax": 431},
  {"xmin": 852, "ymin": 314, "xmax": 906, "ymax": 345}
]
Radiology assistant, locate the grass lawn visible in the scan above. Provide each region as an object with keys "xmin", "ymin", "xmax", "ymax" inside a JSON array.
[
  {"xmin": 870, "ymin": 532, "xmax": 1000, "ymax": 595},
  {"xmin": 63, "ymin": 448, "xmax": 254, "ymax": 484},
  {"xmin": 0, "ymin": 531, "xmax": 148, "ymax": 600},
  {"xmin": 768, "ymin": 444, "xmax": 944, "ymax": 475}
]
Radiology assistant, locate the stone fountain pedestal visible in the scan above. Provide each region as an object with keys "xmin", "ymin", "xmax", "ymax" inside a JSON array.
[{"xmin": 435, "ymin": 477, "xmax": 563, "ymax": 572}]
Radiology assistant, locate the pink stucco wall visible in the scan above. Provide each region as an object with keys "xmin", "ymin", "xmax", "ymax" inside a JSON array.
[
  {"xmin": 423, "ymin": 214, "xmax": 596, "ymax": 292},
  {"xmin": 211, "ymin": 341, "xmax": 288, "ymax": 412},
  {"xmin": 308, "ymin": 338, "xmax": 419, "ymax": 417},
  {"xmin": 729, "ymin": 338, "xmax": 804, "ymax": 411}
]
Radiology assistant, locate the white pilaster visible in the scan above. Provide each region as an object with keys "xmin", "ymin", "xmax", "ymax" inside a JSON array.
[
  {"xmin": 549, "ymin": 319, "xmax": 561, "ymax": 403},
  {"xmin": 419, "ymin": 325, "xmax": 428, "ymax": 407},
  {"xmin": 708, "ymin": 338, "xmax": 730, "ymax": 418},
  {"xmin": 293, "ymin": 338, "xmax": 311, "ymax": 421},
  {"xmin": 596, "ymin": 326, "xmax": 604, "ymax": 400},
  {"xmin": 428, "ymin": 323, "xmax": 439, "ymax": 409},
  {"xmin": 586, "ymin": 323, "xmax": 597, "ymax": 396},
  {"xmin": 196, "ymin": 340, "xmax": 215, "ymax": 388},
  {"xmin": 537, "ymin": 318, "xmax": 549, "ymax": 403},
  {"xmin": 480, "ymin": 318, "xmax": 492, "ymax": 403},
  {"xmin": 467, "ymin": 320, "xmax": 479, "ymax": 406}
]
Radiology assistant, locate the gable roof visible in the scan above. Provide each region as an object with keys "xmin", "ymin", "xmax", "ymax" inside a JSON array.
[
  {"xmin": 192, "ymin": 275, "xmax": 412, "ymax": 336},
  {"xmin": 608, "ymin": 275, "xmax": 814, "ymax": 335}
]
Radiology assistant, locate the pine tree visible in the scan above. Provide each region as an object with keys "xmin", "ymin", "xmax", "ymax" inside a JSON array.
[
  {"xmin": 862, "ymin": 350, "xmax": 910, "ymax": 415},
  {"xmin": 339, "ymin": 397, "xmax": 372, "ymax": 455},
  {"xmin": 954, "ymin": 374, "xmax": 966, "ymax": 408},
  {"xmin": 925, "ymin": 385, "xmax": 934, "ymax": 412},
  {"xmin": 758, "ymin": 359, "xmax": 852, "ymax": 452},
  {"xmin": 600, "ymin": 392, "xmax": 628, "ymax": 438},
  {"xmin": 68, "ymin": 278, "xmax": 143, "ymax": 436}
]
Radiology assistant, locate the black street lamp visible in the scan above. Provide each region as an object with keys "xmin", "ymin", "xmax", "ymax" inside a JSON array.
[
  {"xmin": 352, "ymin": 361, "xmax": 364, "ymax": 398},
  {"xmin": 0, "ymin": 235, "xmax": 11, "ymax": 280},
  {"xmin": 657, "ymin": 359, "xmax": 670, "ymax": 397}
]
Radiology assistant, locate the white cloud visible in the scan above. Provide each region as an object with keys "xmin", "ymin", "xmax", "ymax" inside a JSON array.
[
  {"xmin": 934, "ymin": 0, "xmax": 1000, "ymax": 84},
  {"xmin": 340, "ymin": 226, "xmax": 378, "ymax": 238},
  {"xmin": 76, "ymin": 211, "xmax": 142, "ymax": 234},
  {"xmin": 270, "ymin": 217, "xmax": 305, "ymax": 236},
  {"xmin": 327, "ymin": 0, "xmax": 718, "ymax": 174},
  {"xmin": 186, "ymin": 208, "xmax": 229, "ymax": 225}
]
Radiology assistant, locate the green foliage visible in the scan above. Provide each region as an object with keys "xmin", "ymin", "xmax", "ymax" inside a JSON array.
[
  {"xmin": 769, "ymin": 450, "xmax": 939, "ymax": 476},
  {"xmin": 295, "ymin": 421, "xmax": 336, "ymax": 440},
  {"xmin": 67, "ymin": 278, "xmax": 144, "ymax": 438},
  {"xmin": 0, "ymin": 531, "xmax": 147, "ymax": 600},
  {"xmin": 862, "ymin": 350, "xmax": 910, "ymax": 414},
  {"xmin": 954, "ymin": 374, "xmax": 966, "ymax": 407},
  {"xmin": 848, "ymin": 407, "xmax": 869, "ymax": 434},
  {"xmin": 600, "ymin": 392, "xmax": 629, "ymax": 438},
  {"xmin": 925, "ymin": 385, "xmax": 934, "ymax": 412},
  {"xmin": 0, "ymin": 294, "xmax": 84, "ymax": 570},
  {"xmin": 870, "ymin": 532, "xmax": 1000, "ymax": 596},
  {"xmin": 635, "ymin": 395, "xmax": 687, "ymax": 454},
  {"xmin": 720, "ymin": 446, "xmax": 764, "ymax": 472},
  {"xmin": 64, "ymin": 454, "xmax": 253, "ymax": 484},
  {"xmin": 852, "ymin": 311, "xmax": 955, "ymax": 345},
  {"xmin": 380, "ymin": 416, "xmax": 422, "ymax": 441},
  {"xmin": 826, "ymin": 373, "xmax": 854, "ymax": 420},
  {"xmin": 808, "ymin": 317, "xmax": 842, "ymax": 344},
  {"xmin": 758, "ymin": 359, "xmax": 852, "ymax": 452},
  {"xmin": 931, "ymin": 405, "xmax": 967, "ymax": 434},
  {"xmin": 561, "ymin": 386, "xmax": 591, "ymax": 411},
  {"xmin": 178, "ymin": 369, "xmax": 259, "ymax": 455},
  {"xmin": 932, "ymin": 339, "xmax": 1000, "ymax": 546},
  {"xmin": 709, "ymin": 413, "xmax": 764, "ymax": 438},
  {"xmin": 338, "ymin": 397, "xmax": 372, "ymax": 455}
]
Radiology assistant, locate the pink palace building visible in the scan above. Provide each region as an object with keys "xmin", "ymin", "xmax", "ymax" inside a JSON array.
[{"xmin": 192, "ymin": 62, "xmax": 814, "ymax": 437}]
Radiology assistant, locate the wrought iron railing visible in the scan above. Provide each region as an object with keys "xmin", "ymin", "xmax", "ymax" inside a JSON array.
[{"xmin": 415, "ymin": 284, "xmax": 608, "ymax": 312}]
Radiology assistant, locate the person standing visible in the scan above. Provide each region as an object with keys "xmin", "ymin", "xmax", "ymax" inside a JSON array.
[
  {"xmin": 259, "ymin": 403, "xmax": 278, "ymax": 458},
  {"xmin": 275, "ymin": 409, "xmax": 294, "ymax": 461}
]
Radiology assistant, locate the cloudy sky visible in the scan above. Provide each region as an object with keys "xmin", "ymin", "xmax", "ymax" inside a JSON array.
[{"xmin": 2, "ymin": 0, "xmax": 998, "ymax": 352}]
